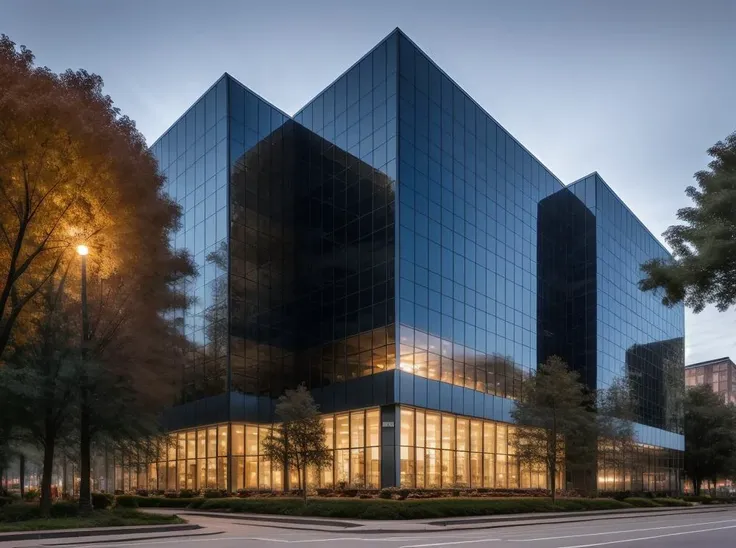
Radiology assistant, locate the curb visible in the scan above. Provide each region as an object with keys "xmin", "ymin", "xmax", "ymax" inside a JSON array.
[
  {"xmin": 165, "ymin": 505, "xmax": 734, "ymax": 535},
  {"xmin": 430, "ymin": 504, "xmax": 725, "ymax": 526},
  {"xmin": 0, "ymin": 523, "xmax": 201, "ymax": 542}
]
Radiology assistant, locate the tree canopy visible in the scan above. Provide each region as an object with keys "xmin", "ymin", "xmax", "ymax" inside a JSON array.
[
  {"xmin": 640, "ymin": 131, "xmax": 736, "ymax": 312},
  {"xmin": 511, "ymin": 356, "xmax": 595, "ymax": 500},
  {"xmin": 683, "ymin": 384, "xmax": 736, "ymax": 495},
  {"xmin": 0, "ymin": 34, "xmax": 194, "ymax": 513},
  {"xmin": 261, "ymin": 385, "xmax": 332, "ymax": 503}
]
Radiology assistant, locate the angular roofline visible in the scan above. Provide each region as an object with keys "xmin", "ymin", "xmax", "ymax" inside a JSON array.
[
  {"xmin": 150, "ymin": 73, "xmax": 229, "ymax": 147},
  {"xmin": 293, "ymin": 27, "xmax": 402, "ymax": 119},
  {"xmin": 397, "ymin": 29, "xmax": 565, "ymax": 190},
  {"xmin": 568, "ymin": 171, "xmax": 672, "ymax": 258},
  {"xmin": 151, "ymin": 73, "xmax": 292, "ymax": 147},
  {"xmin": 686, "ymin": 356, "xmax": 734, "ymax": 368}
]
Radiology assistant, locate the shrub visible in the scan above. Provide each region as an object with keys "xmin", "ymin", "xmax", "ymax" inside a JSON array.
[
  {"xmin": 187, "ymin": 498, "xmax": 206, "ymax": 509},
  {"xmin": 115, "ymin": 495, "xmax": 139, "ymax": 508},
  {"xmin": 135, "ymin": 489, "xmax": 149, "ymax": 497},
  {"xmin": 0, "ymin": 497, "xmax": 13, "ymax": 507},
  {"xmin": 194, "ymin": 496, "xmax": 632, "ymax": 519},
  {"xmin": 204, "ymin": 489, "xmax": 228, "ymax": 499},
  {"xmin": 652, "ymin": 498, "xmax": 691, "ymax": 507},
  {"xmin": 22, "ymin": 489, "xmax": 39, "ymax": 502},
  {"xmin": 49, "ymin": 501, "xmax": 80, "ymax": 518},
  {"xmin": 179, "ymin": 489, "xmax": 197, "ymax": 498},
  {"xmin": 379, "ymin": 488, "xmax": 398, "ymax": 499},
  {"xmin": 92, "ymin": 492, "xmax": 114, "ymax": 510},
  {"xmin": 0, "ymin": 503, "xmax": 42, "ymax": 522},
  {"xmin": 623, "ymin": 497, "xmax": 660, "ymax": 507}
]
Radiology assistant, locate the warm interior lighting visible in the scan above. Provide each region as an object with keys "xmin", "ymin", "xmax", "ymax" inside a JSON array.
[{"xmin": 76, "ymin": 244, "xmax": 89, "ymax": 256}]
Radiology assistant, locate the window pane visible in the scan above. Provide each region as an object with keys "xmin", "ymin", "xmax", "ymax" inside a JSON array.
[
  {"xmin": 336, "ymin": 415, "xmax": 350, "ymax": 449},
  {"xmin": 457, "ymin": 418, "xmax": 469, "ymax": 451},
  {"xmin": 233, "ymin": 425, "xmax": 245, "ymax": 455},
  {"xmin": 219, "ymin": 426, "xmax": 228, "ymax": 456},
  {"xmin": 351, "ymin": 412, "xmax": 365, "ymax": 448},
  {"xmin": 497, "ymin": 424, "xmax": 507, "ymax": 455},
  {"xmin": 496, "ymin": 454, "xmax": 507, "ymax": 488},
  {"xmin": 324, "ymin": 416, "xmax": 335, "ymax": 449},
  {"xmin": 350, "ymin": 448, "xmax": 365, "ymax": 487},
  {"xmin": 426, "ymin": 412, "xmax": 440, "ymax": 448},
  {"xmin": 416, "ymin": 410, "xmax": 426, "ymax": 447},
  {"xmin": 484, "ymin": 422, "xmax": 496, "ymax": 453},
  {"xmin": 246, "ymin": 426, "xmax": 258, "ymax": 455},
  {"xmin": 366, "ymin": 410, "xmax": 380, "ymax": 446},
  {"xmin": 470, "ymin": 420, "xmax": 482, "ymax": 452},
  {"xmin": 197, "ymin": 430, "xmax": 206, "ymax": 459},
  {"xmin": 442, "ymin": 415, "xmax": 455, "ymax": 450},
  {"xmin": 401, "ymin": 408, "xmax": 415, "ymax": 446},
  {"xmin": 456, "ymin": 451, "xmax": 469, "ymax": 487},
  {"xmin": 483, "ymin": 453, "xmax": 494, "ymax": 488},
  {"xmin": 400, "ymin": 446, "xmax": 415, "ymax": 487},
  {"xmin": 208, "ymin": 428, "xmax": 217, "ymax": 458}
]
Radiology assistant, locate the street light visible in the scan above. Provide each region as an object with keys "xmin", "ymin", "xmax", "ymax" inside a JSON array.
[{"xmin": 77, "ymin": 244, "xmax": 91, "ymax": 512}]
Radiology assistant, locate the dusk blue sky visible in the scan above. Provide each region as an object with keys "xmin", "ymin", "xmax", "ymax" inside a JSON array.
[{"xmin": 4, "ymin": 0, "xmax": 735, "ymax": 364}]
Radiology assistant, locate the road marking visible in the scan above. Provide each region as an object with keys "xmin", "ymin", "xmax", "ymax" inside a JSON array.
[
  {"xmin": 508, "ymin": 518, "xmax": 736, "ymax": 541},
  {"xmin": 400, "ymin": 540, "xmax": 500, "ymax": 548},
  {"xmin": 554, "ymin": 524, "xmax": 736, "ymax": 548},
  {"xmin": 53, "ymin": 536, "xmax": 446, "ymax": 547}
]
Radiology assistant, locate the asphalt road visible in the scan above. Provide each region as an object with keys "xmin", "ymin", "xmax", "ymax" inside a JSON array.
[{"xmin": 9, "ymin": 508, "xmax": 736, "ymax": 548}]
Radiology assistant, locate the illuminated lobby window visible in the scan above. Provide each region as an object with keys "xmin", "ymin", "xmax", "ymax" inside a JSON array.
[{"xmin": 399, "ymin": 407, "xmax": 549, "ymax": 489}]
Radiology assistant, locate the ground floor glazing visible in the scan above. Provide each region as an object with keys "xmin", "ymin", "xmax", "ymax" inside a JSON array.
[{"xmin": 98, "ymin": 405, "xmax": 682, "ymax": 494}]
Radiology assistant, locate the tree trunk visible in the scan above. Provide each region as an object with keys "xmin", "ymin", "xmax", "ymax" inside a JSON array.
[
  {"xmin": 19, "ymin": 454, "xmax": 25, "ymax": 499},
  {"xmin": 78, "ymin": 392, "xmax": 92, "ymax": 513},
  {"xmin": 296, "ymin": 464, "xmax": 303, "ymax": 503},
  {"xmin": 40, "ymin": 425, "xmax": 56, "ymax": 516},
  {"xmin": 550, "ymin": 459, "xmax": 557, "ymax": 504},
  {"xmin": 302, "ymin": 464, "xmax": 307, "ymax": 505}
]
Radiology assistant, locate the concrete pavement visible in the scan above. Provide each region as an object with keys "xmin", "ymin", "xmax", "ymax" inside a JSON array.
[{"xmin": 3, "ymin": 506, "xmax": 735, "ymax": 548}]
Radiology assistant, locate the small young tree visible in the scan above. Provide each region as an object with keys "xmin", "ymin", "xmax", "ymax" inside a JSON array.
[
  {"xmin": 511, "ymin": 356, "xmax": 595, "ymax": 502},
  {"xmin": 684, "ymin": 385, "xmax": 736, "ymax": 495},
  {"xmin": 261, "ymin": 385, "xmax": 331, "ymax": 504}
]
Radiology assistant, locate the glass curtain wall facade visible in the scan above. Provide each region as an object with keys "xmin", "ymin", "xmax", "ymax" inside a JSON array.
[{"xmin": 136, "ymin": 29, "xmax": 684, "ymax": 494}]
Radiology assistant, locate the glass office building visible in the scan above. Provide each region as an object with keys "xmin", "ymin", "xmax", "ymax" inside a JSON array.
[{"xmin": 132, "ymin": 29, "xmax": 684, "ymax": 493}]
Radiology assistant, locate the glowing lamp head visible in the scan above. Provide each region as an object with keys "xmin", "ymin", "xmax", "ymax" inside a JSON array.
[{"xmin": 76, "ymin": 245, "xmax": 89, "ymax": 256}]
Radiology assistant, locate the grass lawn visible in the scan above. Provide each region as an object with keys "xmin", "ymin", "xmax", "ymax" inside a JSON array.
[{"xmin": 0, "ymin": 509, "xmax": 184, "ymax": 533}]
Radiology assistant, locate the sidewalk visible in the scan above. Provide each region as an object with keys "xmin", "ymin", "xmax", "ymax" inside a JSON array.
[
  {"xmin": 148, "ymin": 504, "xmax": 735, "ymax": 534},
  {"xmin": 0, "ymin": 523, "xmax": 201, "ymax": 543}
]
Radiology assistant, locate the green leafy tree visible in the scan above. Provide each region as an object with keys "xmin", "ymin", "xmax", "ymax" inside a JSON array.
[
  {"xmin": 683, "ymin": 385, "xmax": 736, "ymax": 495},
  {"xmin": 261, "ymin": 385, "xmax": 332, "ymax": 504},
  {"xmin": 640, "ymin": 131, "xmax": 736, "ymax": 311},
  {"xmin": 511, "ymin": 356, "xmax": 595, "ymax": 501},
  {"xmin": 0, "ymin": 276, "xmax": 79, "ymax": 515}
]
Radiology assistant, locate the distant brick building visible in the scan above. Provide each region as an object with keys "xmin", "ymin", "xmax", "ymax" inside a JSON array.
[{"xmin": 685, "ymin": 357, "xmax": 736, "ymax": 404}]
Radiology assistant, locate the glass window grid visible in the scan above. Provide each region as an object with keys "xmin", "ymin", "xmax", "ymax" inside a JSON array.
[
  {"xmin": 398, "ymin": 406, "xmax": 550, "ymax": 490},
  {"xmin": 151, "ymin": 78, "xmax": 229, "ymax": 402},
  {"xmin": 118, "ymin": 408, "xmax": 380, "ymax": 492},
  {"xmin": 395, "ymin": 35, "xmax": 563, "ymax": 401}
]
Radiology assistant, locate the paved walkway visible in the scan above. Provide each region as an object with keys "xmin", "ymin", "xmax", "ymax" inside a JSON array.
[
  {"xmin": 146, "ymin": 504, "xmax": 733, "ymax": 534},
  {"xmin": 4, "ymin": 506, "xmax": 736, "ymax": 548}
]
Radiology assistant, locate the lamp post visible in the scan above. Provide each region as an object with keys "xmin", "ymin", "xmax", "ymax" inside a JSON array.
[{"xmin": 76, "ymin": 244, "xmax": 92, "ymax": 512}]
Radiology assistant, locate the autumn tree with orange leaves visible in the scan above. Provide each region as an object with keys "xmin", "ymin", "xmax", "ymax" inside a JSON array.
[{"xmin": 0, "ymin": 34, "xmax": 194, "ymax": 514}]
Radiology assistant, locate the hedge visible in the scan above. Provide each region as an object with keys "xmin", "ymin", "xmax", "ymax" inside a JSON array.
[
  {"xmin": 195, "ymin": 496, "xmax": 633, "ymax": 520},
  {"xmin": 0, "ymin": 501, "xmax": 79, "ymax": 522},
  {"xmin": 115, "ymin": 495, "xmax": 203, "ymax": 508}
]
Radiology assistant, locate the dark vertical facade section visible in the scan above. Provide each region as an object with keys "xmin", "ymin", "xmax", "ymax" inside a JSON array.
[
  {"xmin": 153, "ymin": 77, "xmax": 231, "ymax": 428},
  {"xmin": 537, "ymin": 188, "xmax": 597, "ymax": 389},
  {"xmin": 228, "ymin": 78, "xmax": 292, "ymax": 421},
  {"xmin": 292, "ymin": 32, "xmax": 399, "ymax": 412}
]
